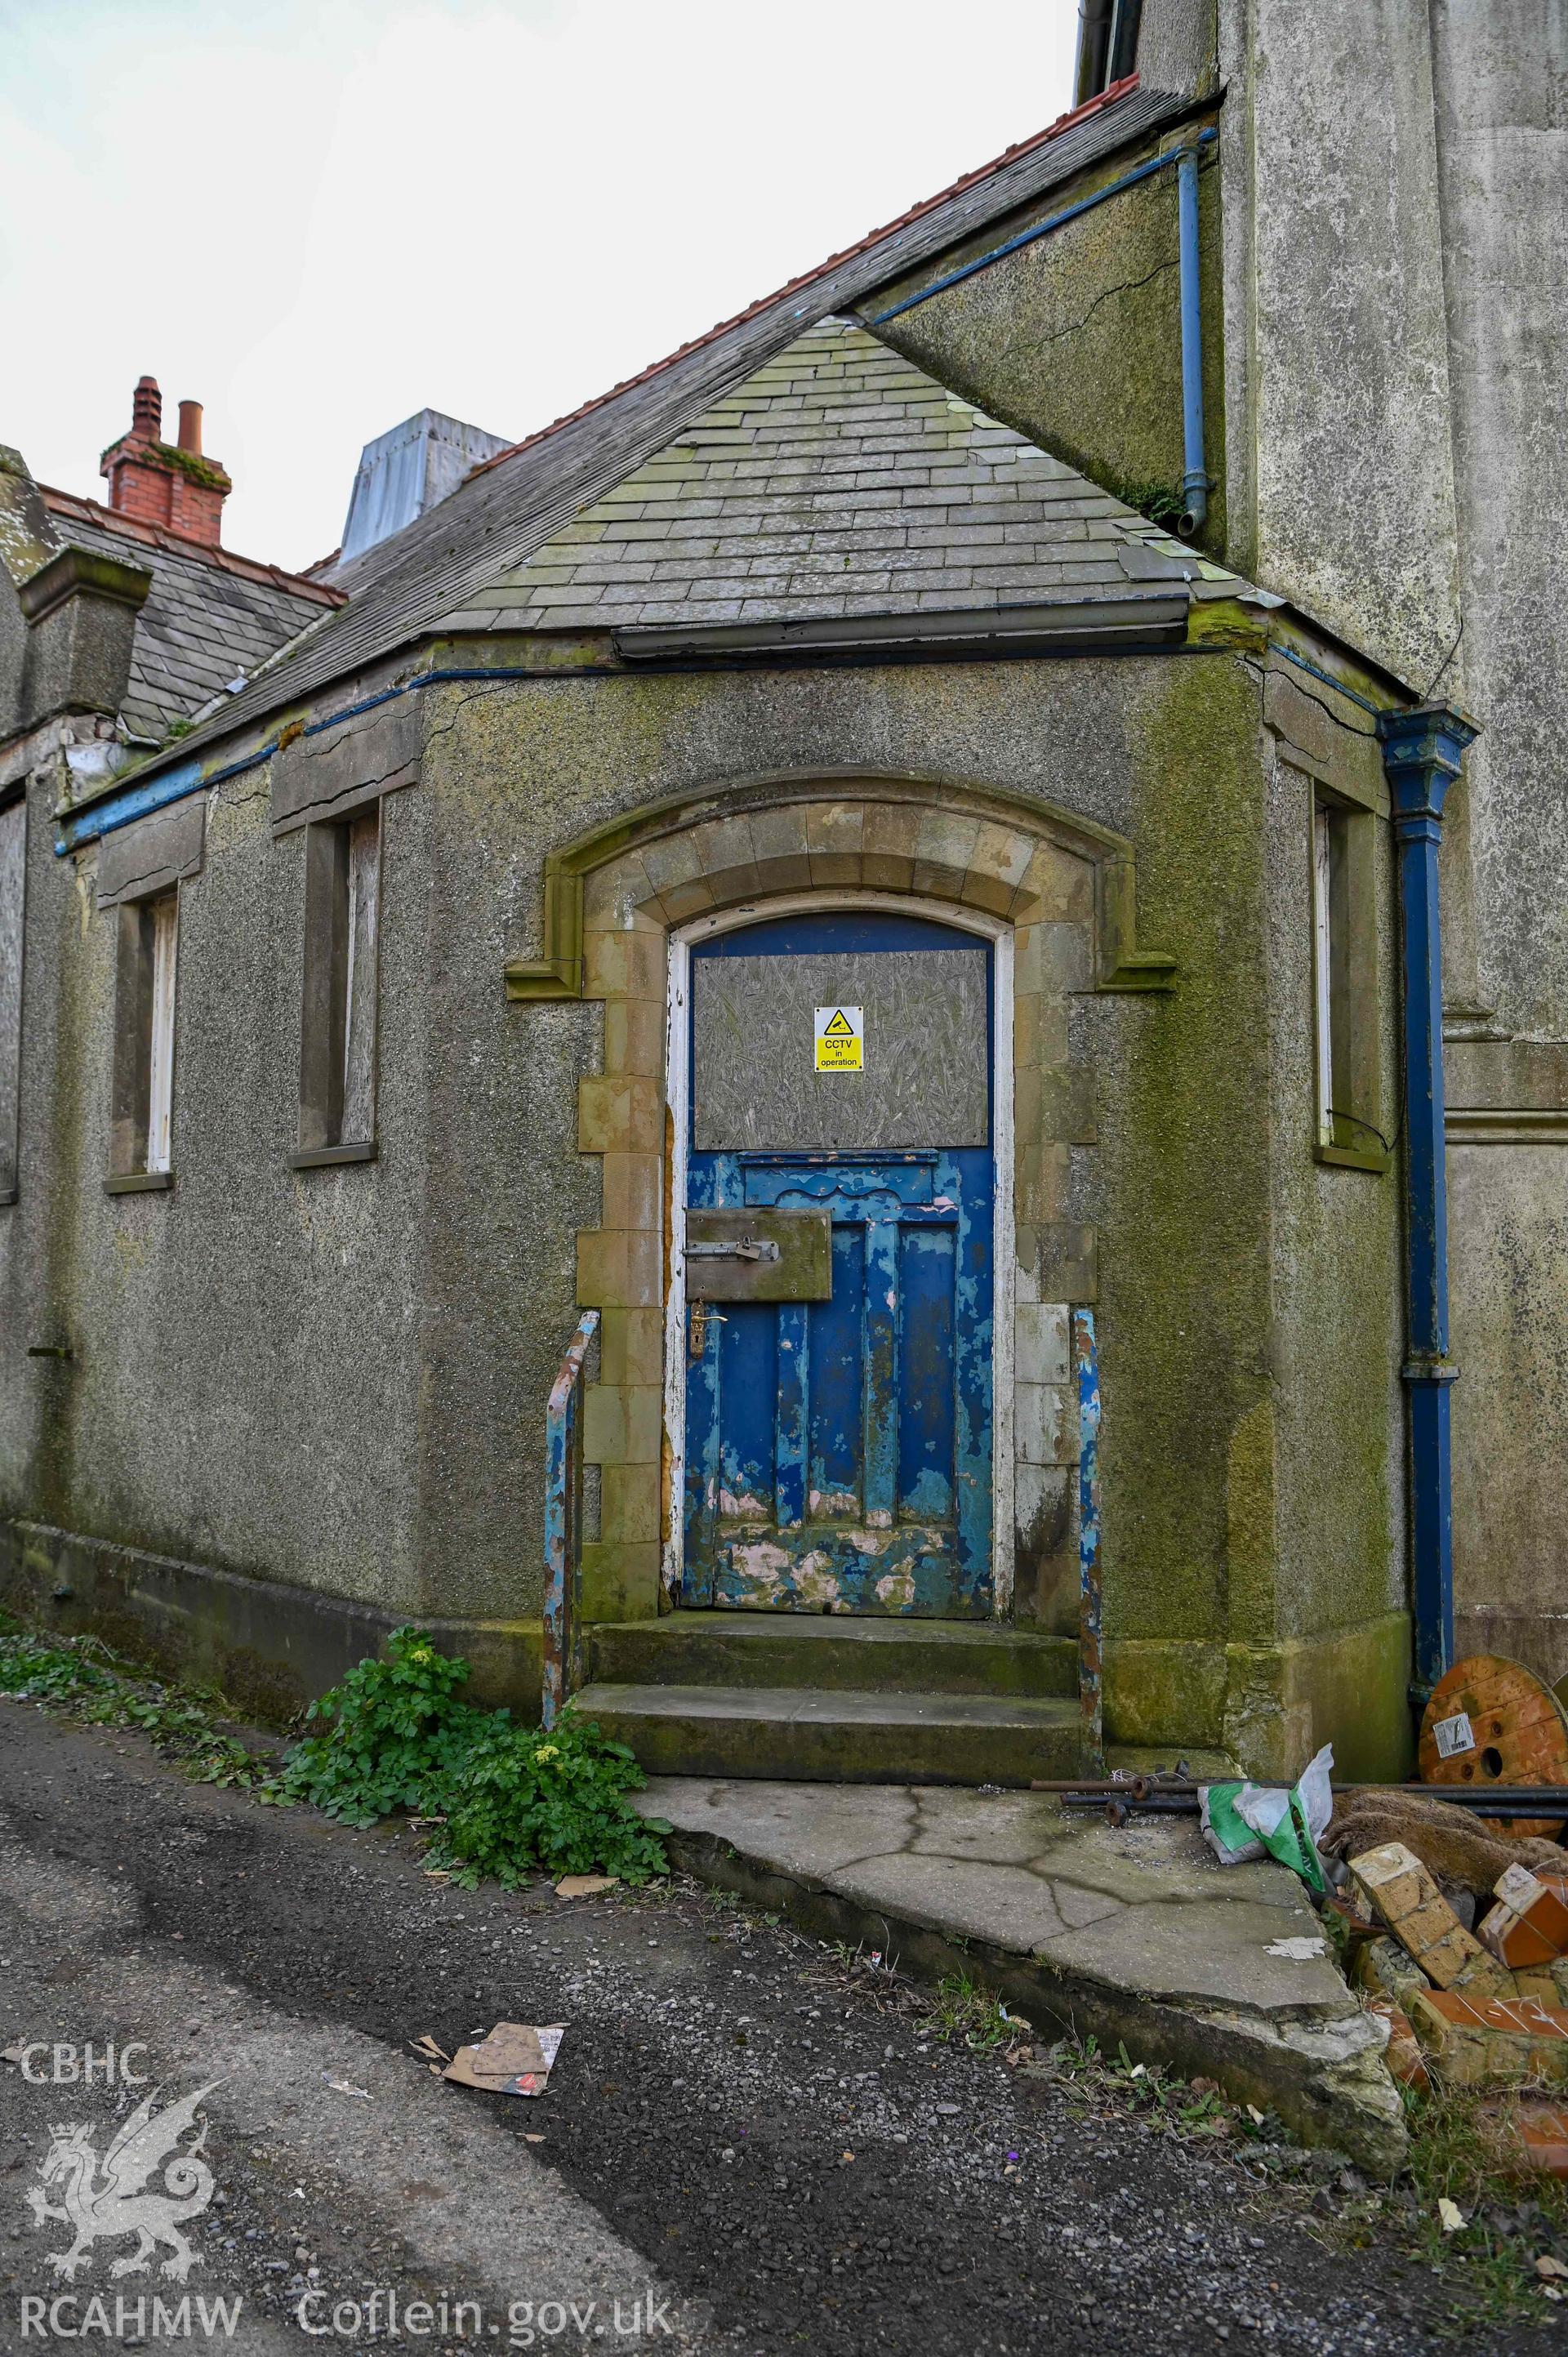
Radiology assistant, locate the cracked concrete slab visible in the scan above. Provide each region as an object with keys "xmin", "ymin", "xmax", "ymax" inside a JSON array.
[{"xmin": 635, "ymin": 1777, "xmax": 1405, "ymax": 2179}]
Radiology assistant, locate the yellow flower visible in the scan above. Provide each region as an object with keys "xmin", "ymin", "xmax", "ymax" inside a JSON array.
[{"xmin": 532, "ymin": 1744, "xmax": 561, "ymax": 1765}]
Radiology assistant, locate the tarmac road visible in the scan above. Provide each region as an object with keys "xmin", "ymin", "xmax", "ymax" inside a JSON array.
[{"xmin": 0, "ymin": 1699, "xmax": 1552, "ymax": 2355}]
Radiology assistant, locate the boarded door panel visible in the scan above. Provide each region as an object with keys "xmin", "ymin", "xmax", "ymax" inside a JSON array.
[
  {"xmin": 682, "ymin": 909, "xmax": 996, "ymax": 1620},
  {"xmin": 692, "ymin": 947, "xmax": 988, "ymax": 1151}
]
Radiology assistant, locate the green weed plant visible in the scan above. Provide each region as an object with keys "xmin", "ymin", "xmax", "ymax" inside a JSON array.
[{"xmin": 277, "ymin": 1625, "xmax": 669, "ymax": 1887}]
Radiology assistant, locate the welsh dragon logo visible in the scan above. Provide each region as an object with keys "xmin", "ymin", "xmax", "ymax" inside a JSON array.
[{"xmin": 25, "ymin": 2081, "xmax": 221, "ymax": 2282}]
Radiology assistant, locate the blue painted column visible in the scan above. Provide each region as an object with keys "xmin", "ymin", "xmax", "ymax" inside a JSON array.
[{"xmin": 1376, "ymin": 703, "xmax": 1477, "ymax": 1699}]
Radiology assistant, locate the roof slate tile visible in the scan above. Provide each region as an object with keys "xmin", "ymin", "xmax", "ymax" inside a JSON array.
[
  {"xmin": 125, "ymin": 84, "xmax": 1223, "ymax": 773},
  {"xmin": 430, "ymin": 319, "xmax": 1227, "ymax": 638}
]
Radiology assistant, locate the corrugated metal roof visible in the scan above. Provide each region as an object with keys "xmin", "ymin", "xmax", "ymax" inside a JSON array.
[{"xmin": 132, "ymin": 80, "xmax": 1194, "ymax": 779}]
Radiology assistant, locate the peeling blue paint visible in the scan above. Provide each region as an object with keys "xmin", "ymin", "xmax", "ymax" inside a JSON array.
[
  {"xmin": 1073, "ymin": 1306, "xmax": 1103, "ymax": 1771},
  {"xmin": 682, "ymin": 914, "xmax": 994, "ymax": 1616},
  {"xmin": 541, "ymin": 1308, "xmax": 599, "ymax": 1728}
]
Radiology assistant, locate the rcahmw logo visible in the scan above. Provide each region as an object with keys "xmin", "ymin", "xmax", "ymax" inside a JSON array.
[{"xmin": 16, "ymin": 2075, "xmax": 243, "ymax": 2338}]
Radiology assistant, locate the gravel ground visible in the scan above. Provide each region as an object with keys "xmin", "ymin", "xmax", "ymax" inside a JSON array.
[{"xmin": 0, "ymin": 1700, "xmax": 1558, "ymax": 2355}]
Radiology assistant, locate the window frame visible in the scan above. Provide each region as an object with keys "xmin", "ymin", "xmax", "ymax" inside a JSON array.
[
  {"xmin": 292, "ymin": 802, "xmax": 382, "ymax": 1170},
  {"xmin": 106, "ymin": 882, "xmax": 180, "ymax": 1194},
  {"xmin": 0, "ymin": 789, "xmax": 24, "ymax": 1206},
  {"xmin": 1308, "ymin": 785, "xmax": 1388, "ymax": 1174}
]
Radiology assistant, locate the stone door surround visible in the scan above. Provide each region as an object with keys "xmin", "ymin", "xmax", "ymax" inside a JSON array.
[{"xmin": 505, "ymin": 769, "xmax": 1174, "ymax": 1623}]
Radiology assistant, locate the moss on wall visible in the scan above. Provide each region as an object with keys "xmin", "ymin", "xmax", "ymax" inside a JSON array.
[
  {"xmin": 4, "ymin": 639, "xmax": 1407, "ymax": 1767},
  {"xmin": 872, "ymin": 138, "xmax": 1226, "ymax": 559},
  {"xmin": 1083, "ymin": 653, "xmax": 1274, "ymax": 1651}
]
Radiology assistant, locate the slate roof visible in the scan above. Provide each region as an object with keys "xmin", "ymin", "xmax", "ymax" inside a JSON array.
[
  {"xmin": 39, "ymin": 488, "xmax": 343, "ymax": 745},
  {"xmin": 128, "ymin": 78, "xmax": 1201, "ymax": 780},
  {"xmin": 439, "ymin": 321, "xmax": 1221, "ymax": 639}
]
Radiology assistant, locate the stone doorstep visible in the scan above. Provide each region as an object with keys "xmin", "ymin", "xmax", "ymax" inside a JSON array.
[
  {"xmin": 575, "ymin": 1680, "xmax": 1085, "ymax": 1785},
  {"xmin": 631, "ymin": 1776, "xmax": 1406, "ymax": 2181},
  {"xmin": 586, "ymin": 1611, "xmax": 1080, "ymax": 1698}
]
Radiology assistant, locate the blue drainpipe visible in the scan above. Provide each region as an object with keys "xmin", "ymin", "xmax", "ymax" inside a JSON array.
[
  {"xmin": 1376, "ymin": 703, "xmax": 1477, "ymax": 1700},
  {"xmin": 867, "ymin": 131, "xmax": 1217, "ymax": 541},
  {"xmin": 1176, "ymin": 145, "xmax": 1209, "ymax": 537}
]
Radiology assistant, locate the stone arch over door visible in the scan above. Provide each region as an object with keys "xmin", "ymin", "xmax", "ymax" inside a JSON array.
[{"xmin": 505, "ymin": 770, "xmax": 1174, "ymax": 1627}]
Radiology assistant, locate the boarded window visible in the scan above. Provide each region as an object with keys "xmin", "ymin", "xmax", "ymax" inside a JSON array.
[
  {"xmin": 0, "ymin": 795, "xmax": 23, "ymax": 1201},
  {"xmin": 1308, "ymin": 786, "xmax": 1386, "ymax": 1169},
  {"xmin": 299, "ymin": 807, "xmax": 380, "ymax": 1154},
  {"xmin": 691, "ymin": 946, "xmax": 989, "ymax": 1153},
  {"xmin": 110, "ymin": 888, "xmax": 179, "ymax": 1178},
  {"xmin": 1312, "ymin": 800, "xmax": 1345, "ymax": 1147}
]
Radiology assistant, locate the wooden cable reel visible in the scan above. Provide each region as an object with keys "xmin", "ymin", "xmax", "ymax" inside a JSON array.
[{"xmin": 1419, "ymin": 1654, "xmax": 1568, "ymax": 1840}]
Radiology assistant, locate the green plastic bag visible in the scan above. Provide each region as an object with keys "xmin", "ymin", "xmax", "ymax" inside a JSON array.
[{"xmin": 1200, "ymin": 1744, "xmax": 1333, "ymax": 1893}]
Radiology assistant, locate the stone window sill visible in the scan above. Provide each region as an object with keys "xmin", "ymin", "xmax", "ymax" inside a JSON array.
[
  {"xmin": 289, "ymin": 1141, "xmax": 377, "ymax": 1170},
  {"xmin": 1314, "ymin": 1140, "xmax": 1389, "ymax": 1176},
  {"xmin": 105, "ymin": 1170, "xmax": 174, "ymax": 1195}
]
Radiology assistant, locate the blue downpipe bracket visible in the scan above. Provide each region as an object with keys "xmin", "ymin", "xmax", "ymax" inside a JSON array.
[{"xmin": 1377, "ymin": 703, "xmax": 1478, "ymax": 1704}]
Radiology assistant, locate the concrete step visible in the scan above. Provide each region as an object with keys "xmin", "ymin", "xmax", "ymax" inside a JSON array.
[
  {"xmin": 572, "ymin": 1681, "xmax": 1085, "ymax": 1784},
  {"xmin": 586, "ymin": 1611, "xmax": 1076, "ymax": 1699}
]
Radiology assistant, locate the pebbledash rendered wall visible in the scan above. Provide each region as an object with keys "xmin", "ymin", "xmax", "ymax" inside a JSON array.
[
  {"xmin": 875, "ymin": 0, "xmax": 1568, "ymax": 1686},
  {"xmin": 1, "ymin": 634, "xmax": 1407, "ymax": 1770}
]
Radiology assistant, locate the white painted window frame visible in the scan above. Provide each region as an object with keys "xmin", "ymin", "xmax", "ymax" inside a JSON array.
[
  {"xmin": 341, "ymin": 805, "xmax": 381, "ymax": 1146},
  {"xmin": 1311, "ymin": 799, "xmax": 1336, "ymax": 1147},
  {"xmin": 145, "ymin": 890, "xmax": 179, "ymax": 1174},
  {"xmin": 661, "ymin": 889, "xmax": 1016, "ymax": 1617},
  {"xmin": 0, "ymin": 793, "xmax": 24, "ymax": 1204}
]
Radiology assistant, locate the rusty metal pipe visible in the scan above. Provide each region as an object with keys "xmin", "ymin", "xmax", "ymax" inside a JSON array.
[{"xmin": 1036, "ymin": 1779, "xmax": 1568, "ymax": 1809}]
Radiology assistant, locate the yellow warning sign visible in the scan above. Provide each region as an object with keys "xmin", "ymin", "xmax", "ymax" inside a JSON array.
[{"xmin": 814, "ymin": 1005, "xmax": 864, "ymax": 1072}]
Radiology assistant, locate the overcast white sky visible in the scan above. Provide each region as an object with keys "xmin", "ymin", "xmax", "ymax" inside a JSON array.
[{"xmin": 0, "ymin": 2, "xmax": 1078, "ymax": 572}]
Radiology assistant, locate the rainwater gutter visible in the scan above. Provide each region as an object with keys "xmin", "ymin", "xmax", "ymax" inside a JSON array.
[
  {"xmin": 1376, "ymin": 704, "xmax": 1478, "ymax": 1704},
  {"xmin": 866, "ymin": 125, "xmax": 1218, "ymax": 537}
]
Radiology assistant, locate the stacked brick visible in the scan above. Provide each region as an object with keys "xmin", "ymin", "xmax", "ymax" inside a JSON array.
[{"xmin": 1350, "ymin": 1841, "xmax": 1568, "ymax": 2114}]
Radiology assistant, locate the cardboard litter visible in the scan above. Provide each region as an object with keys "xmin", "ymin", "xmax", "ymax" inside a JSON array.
[
  {"xmin": 1408, "ymin": 1988, "xmax": 1568, "ymax": 2087},
  {"xmin": 443, "ymin": 2022, "xmax": 566, "ymax": 2099},
  {"xmin": 1479, "ymin": 1864, "xmax": 1568, "ymax": 1969},
  {"xmin": 1349, "ymin": 1841, "xmax": 1516, "ymax": 1997},
  {"xmin": 555, "ymin": 1875, "xmax": 618, "ymax": 1900}
]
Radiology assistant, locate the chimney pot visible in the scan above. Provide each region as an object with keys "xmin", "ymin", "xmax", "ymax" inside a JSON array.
[
  {"xmin": 131, "ymin": 376, "xmax": 162, "ymax": 441},
  {"xmin": 103, "ymin": 377, "xmax": 230, "ymax": 546}
]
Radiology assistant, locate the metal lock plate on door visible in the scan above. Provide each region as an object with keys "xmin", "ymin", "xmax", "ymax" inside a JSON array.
[{"xmin": 684, "ymin": 1209, "xmax": 832, "ymax": 1302}]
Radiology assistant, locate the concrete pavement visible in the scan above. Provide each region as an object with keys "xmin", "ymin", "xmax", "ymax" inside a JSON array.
[{"xmin": 635, "ymin": 1778, "xmax": 1405, "ymax": 2175}]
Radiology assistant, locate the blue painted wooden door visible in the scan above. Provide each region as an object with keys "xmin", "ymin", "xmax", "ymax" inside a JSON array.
[{"xmin": 681, "ymin": 911, "xmax": 994, "ymax": 1615}]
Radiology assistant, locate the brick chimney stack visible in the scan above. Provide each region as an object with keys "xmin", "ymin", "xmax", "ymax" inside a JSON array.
[{"xmin": 100, "ymin": 376, "xmax": 232, "ymax": 546}]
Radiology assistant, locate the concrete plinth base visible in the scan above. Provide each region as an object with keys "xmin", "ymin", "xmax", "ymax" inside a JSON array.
[
  {"xmin": 0, "ymin": 1516, "xmax": 543, "ymax": 1725},
  {"xmin": 635, "ymin": 1776, "xmax": 1406, "ymax": 2178}
]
